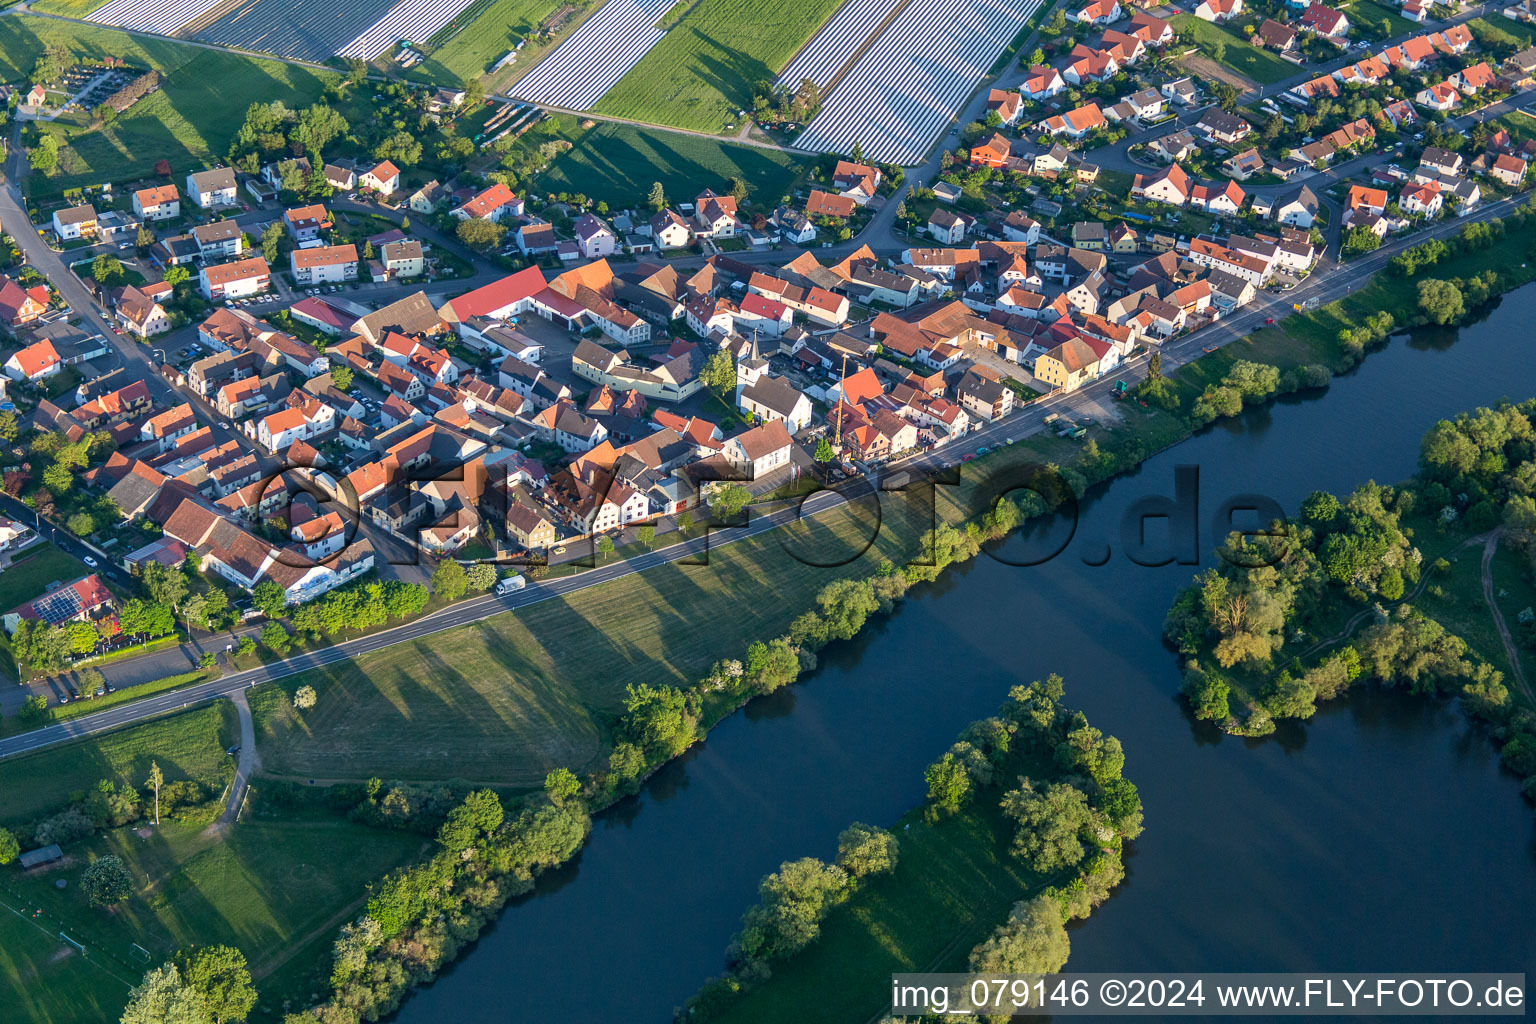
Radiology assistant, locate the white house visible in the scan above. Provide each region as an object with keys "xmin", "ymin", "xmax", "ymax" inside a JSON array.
[{"xmin": 186, "ymin": 167, "xmax": 238, "ymax": 208}]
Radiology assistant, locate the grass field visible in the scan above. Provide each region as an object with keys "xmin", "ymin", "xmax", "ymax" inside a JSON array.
[
  {"xmin": 250, "ymin": 500, "xmax": 925, "ymax": 785},
  {"xmin": 407, "ymin": 0, "xmax": 569, "ymax": 85},
  {"xmin": 1169, "ymin": 14, "xmax": 1295, "ymax": 86},
  {"xmin": 0, "ymin": 818, "xmax": 424, "ymax": 1022},
  {"xmin": 0, "ymin": 16, "xmax": 337, "ymax": 200},
  {"xmin": 0, "ymin": 542, "xmax": 94, "ymax": 611},
  {"xmin": 1471, "ymin": 14, "xmax": 1536, "ymax": 45},
  {"xmin": 0, "ymin": 904, "xmax": 132, "ymax": 1024},
  {"xmin": 710, "ymin": 754, "xmax": 1061, "ymax": 1024},
  {"xmin": 594, "ymin": 0, "xmax": 844, "ymax": 131},
  {"xmin": 0, "ymin": 703, "xmax": 235, "ymax": 825},
  {"xmin": 1345, "ymin": 0, "xmax": 1418, "ymax": 40},
  {"xmin": 25, "ymin": 0, "xmax": 110, "ymax": 14},
  {"xmin": 534, "ymin": 120, "xmax": 806, "ymax": 205}
]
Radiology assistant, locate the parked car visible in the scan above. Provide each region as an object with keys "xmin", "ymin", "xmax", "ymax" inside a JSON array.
[{"xmin": 83, "ymin": 555, "xmax": 98, "ymax": 568}]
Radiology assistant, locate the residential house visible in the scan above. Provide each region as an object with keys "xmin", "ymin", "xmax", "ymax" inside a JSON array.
[
  {"xmin": 381, "ymin": 239, "xmax": 425, "ymax": 279},
  {"xmin": 720, "ymin": 419, "xmax": 794, "ymax": 479},
  {"xmin": 986, "ymin": 89, "xmax": 1022, "ymax": 125},
  {"xmin": 1132, "ymin": 163, "xmax": 1191, "ymax": 205},
  {"xmin": 1298, "ymin": 4, "xmax": 1348, "ymax": 38},
  {"xmin": 1067, "ymin": 0, "xmax": 1121, "ymax": 24},
  {"xmin": 1189, "ymin": 179, "xmax": 1245, "ymax": 215},
  {"xmin": 51, "ymin": 205, "xmax": 97, "ymax": 241},
  {"xmin": 199, "ymin": 256, "xmax": 271, "ymax": 300},
  {"xmin": 736, "ymin": 374, "xmax": 813, "ymax": 434},
  {"xmin": 1022, "ymin": 65, "xmax": 1066, "ymax": 99},
  {"xmin": 1492, "ymin": 153, "xmax": 1530, "ymax": 187},
  {"xmin": 1255, "ymin": 18, "xmax": 1296, "ymax": 48},
  {"xmin": 1256, "ymin": 185, "xmax": 1319, "ymax": 227},
  {"xmin": 192, "ymin": 219, "xmax": 243, "ymax": 259},
  {"xmin": 649, "ymin": 210, "xmax": 693, "ymax": 249},
  {"xmin": 453, "ymin": 183, "xmax": 523, "ymax": 222},
  {"xmin": 806, "ymin": 190, "xmax": 856, "ymax": 219},
  {"xmin": 927, "ymin": 209, "xmax": 967, "ymax": 244},
  {"xmin": 290, "ymin": 244, "xmax": 358, "ymax": 286},
  {"xmin": 1147, "ymin": 129, "xmax": 1198, "ymax": 164},
  {"xmin": 574, "ymin": 213, "xmax": 618, "ymax": 258},
  {"xmin": 114, "ymin": 285, "xmax": 170, "ymax": 338},
  {"xmin": 4, "ymin": 339, "xmax": 60, "ymax": 381},
  {"xmin": 132, "ymin": 185, "xmax": 180, "ymax": 221},
  {"xmin": 0, "ymin": 281, "xmax": 48, "ymax": 327},
  {"xmin": 359, "ymin": 159, "xmax": 400, "ymax": 194},
  {"xmin": 1037, "ymin": 103, "xmax": 1106, "ymax": 138},
  {"xmin": 956, "ymin": 372, "xmax": 1014, "ymax": 421},
  {"xmin": 833, "ymin": 160, "xmax": 883, "ymax": 201},
  {"xmin": 1194, "ymin": 0, "xmax": 1242, "ymax": 20},
  {"xmin": 283, "ymin": 203, "xmax": 332, "ymax": 242},
  {"xmin": 1195, "ymin": 108, "xmax": 1251, "ymax": 145},
  {"xmin": 186, "ymin": 167, "xmax": 238, "ymax": 208},
  {"xmin": 1416, "ymin": 82, "xmax": 1461, "ymax": 112},
  {"xmin": 1400, "ymin": 180, "xmax": 1443, "ymax": 216}
]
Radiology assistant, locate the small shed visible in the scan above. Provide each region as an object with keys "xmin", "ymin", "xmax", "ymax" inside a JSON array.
[{"xmin": 19, "ymin": 843, "xmax": 63, "ymax": 869}]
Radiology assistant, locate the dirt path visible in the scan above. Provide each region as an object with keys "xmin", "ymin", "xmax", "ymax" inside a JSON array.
[
  {"xmin": 205, "ymin": 688, "xmax": 259, "ymax": 837},
  {"xmin": 1298, "ymin": 532, "xmax": 1491, "ymax": 661},
  {"xmin": 1480, "ymin": 529, "xmax": 1534, "ymax": 706}
]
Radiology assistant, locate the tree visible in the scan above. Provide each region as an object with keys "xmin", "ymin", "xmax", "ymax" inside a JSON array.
[
  {"xmin": 676, "ymin": 510, "xmax": 694, "ymax": 534},
  {"xmin": 260, "ymin": 221, "xmax": 283, "ymax": 262},
  {"xmin": 544, "ymin": 767, "xmax": 581, "ymax": 805},
  {"xmin": 431, "ymin": 559, "xmax": 468, "ymax": 601},
  {"xmin": 331, "ymin": 364, "xmax": 353, "ymax": 391},
  {"xmin": 456, "ymin": 216, "xmax": 506, "ymax": 251},
  {"xmin": 293, "ymin": 684, "xmax": 317, "ymax": 710},
  {"xmin": 66, "ymin": 511, "xmax": 96, "ymax": 537},
  {"xmin": 178, "ymin": 945, "xmax": 256, "ymax": 1024},
  {"xmin": 1213, "ymin": 81, "xmax": 1239, "ymax": 112},
  {"xmin": 1045, "ymin": 7, "xmax": 1066, "ymax": 34},
  {"xmin": 251, "ymin": 579, "xmax": 286, "ymax": 619},
  {"xmin": 814, "ymin": 437, "xmax": 836, "ymax": 463},
  {"xmin": 135, "ymin": 225, "xmax": 156, "ymax": 252},
  {"xmin": 835, "ymin": 822, "xmax": 898, "ymax": 877},
  {"xmin": 141, "ymin": 561, "xmax": 189, "ymax": 610},
  {"xmin": 121, "ymin": 964, "xmax": 209, "ymax": 1024},
  {"xmin": 708, "ymin": 482, "xmax": 752, "ymax": 520},
  {"xmin": 82, "ymin": 854, "xmax": 133, "ymax": 906},
  {"xmin": 164, "ymin": 265, "xmax": 190, "ymax": 290},
  {"xmin": 1342, "ymin": 225, "xmax": 1382, "ymax": 258},
  {"xmin": 31, "ymin": 134, "xmax": 60, "ymax": 175},
  {"xmin": 147, "ymin": 761, "xmax": 163, "ymax": 825},
  {"xmin": 597, "ymin": 535, "xmax": 615, "ymax": 561},
  {"xmin": 235, "ymin": 637, "xmax": 255, "ymax": 658},
  {"xmin": 924, "ymin": 753, "xmax": 971, "ymax": 817},
  {"xmin": 648, "ymin": 181, "xmax": 667, "ymax": 211},
  {"xmin": 699, "ymin": 350, "xmax": 736, "ymax": 398},
  {"xmin": 1417, "ymin": 278, "xmax": 1464, "ymax": 325},
  {"xmin": 437, "ymin": 788, "xmax": 504, "ymax": 852},
  {"xmin": 260, "ymin": 621, "xmax": 291, "ymax": 654},
  {"xmin": 0, "ymin": 827, "xmax": 18, "ymax": 865},
  {"xmin": 92, "ymin": 253, "xmax": 124, "ymax": 285},
  {"xmin": 969, "ymin": 895, "xmax": 1071, "ymax": 975},
  {"xmin": 292, "ymin": 102, "xmax": 348, "ymax": 156},
  {"xmin": 1000, "ymin": 779, "xmax": 1096, "ymax": 874},
  {"xmin": 636, "ymin": 524, "xmax": 655, "ymax": 549},
  {"xmin": 373, "ymin": 131, "xmax": 422, "ymax": 167}
]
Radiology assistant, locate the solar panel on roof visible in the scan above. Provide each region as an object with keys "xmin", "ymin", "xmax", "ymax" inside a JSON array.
[{"xmin": 32, "ymin": 587, "xmax": 83, "ymax": 626}]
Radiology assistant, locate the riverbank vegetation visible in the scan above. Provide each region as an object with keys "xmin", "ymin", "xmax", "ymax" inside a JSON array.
[
  {"xmin": 1165, "ymin": 402, "xmax": 1536, "ymax": 802},
  {"xmin": 678, "ymin": 676, "xmax": 1141, "ymax": 1023},
  {"xmin": 12, "ymin": 197, "xmax": 1536, "ymax": 1023}
]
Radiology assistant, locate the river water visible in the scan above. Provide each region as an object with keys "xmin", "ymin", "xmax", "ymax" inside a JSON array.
[{"xmin": 395, "ymin": 292, "xmax": 1536, "ymax": 1022}]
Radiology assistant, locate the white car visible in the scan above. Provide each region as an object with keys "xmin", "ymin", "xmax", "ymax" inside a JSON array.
[{"xmin": 83, "ymin": 555, "xmax": 98, "ymax": 568}]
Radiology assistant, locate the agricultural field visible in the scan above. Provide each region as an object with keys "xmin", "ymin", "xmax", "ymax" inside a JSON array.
[
  {"xmin": 338, "ymin": 0, "xmax": 485, "ymax": 59},
  {"xmin": 533, "ymin": 120, "xmax": 807, "ymax": 205},
  {"xmin": 593, "ymin": 0, "xmax": 847, "ymax": 132},
  {"xmin": 86, "ymin": 0, "xmax": 226, "ymax": 35},
  {"xmin": 1168, "ymin": 14, "xmax": 1295, "ymax": 86},
  {"xmin": 193, "ymin": 0, "xmax": 396, "ymax": 62},
  {"xmin": 777, "ymin": 0, "xmax": 900, "ymax": 90},
  {"xmin": 0, "ymin": 703, "xmax": 235, "ymax": 826},
  {"xmin": 511, "ymin": 0, "xmax": 675, "ymax": 109},
  {"xmin": 398, "ymin": 0, "xmax": 569, "ymax": 84},
  {"xmin": 795, "ymin": 0, "xmax": 1040, "ymax": 164},
  {"xmin": 249, "ymin": 500, "xmax": 926, "ymax": 785},
  {"xmin": 25, "ymin": 0, "xmax": 110, "ymax": 16}
]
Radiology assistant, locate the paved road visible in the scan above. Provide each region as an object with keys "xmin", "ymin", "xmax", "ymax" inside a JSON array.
[{"xmin": 0, "ymin": 489, "xmax": 853, "ymax": 757}]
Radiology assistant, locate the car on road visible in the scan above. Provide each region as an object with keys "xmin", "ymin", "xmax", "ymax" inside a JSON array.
[
  {"xmin": 1264, "ymin": 317, "xmax": 1276, "ymax": 325},
  {"xmin": 220, "ymin": 422, "xmax": 231, "ymax": 430},
  {"xmin": 976, "ymin": 446, "xmax": 989, "ymax": 455},
  {"xmin": 961, "ymin": 453, "xmax": 976, "ymax": 462},
  {"xmin": 57, "ymin": 693, "xmax": 68, "ymax": 704},
  {"xmin": 83, "ymin": 555, "xmax": 98, "ymax": 568}
]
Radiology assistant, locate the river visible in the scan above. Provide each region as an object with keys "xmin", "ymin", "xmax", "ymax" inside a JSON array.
[{"xmin": 395, "ymin": 290, "xmax": 1536, "ymax": 1022}]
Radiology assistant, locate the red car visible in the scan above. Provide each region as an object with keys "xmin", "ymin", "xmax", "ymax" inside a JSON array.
[
  {"xmin": 961, "ymin": 453, "xmax": 976, "ymax": 462},
  {"xmin": 1264, "ymin": 317, "xmax": 1276, "ymax": 325}
]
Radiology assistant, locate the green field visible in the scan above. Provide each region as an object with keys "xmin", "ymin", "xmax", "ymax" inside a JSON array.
[
  {"xmin": 25, "ymin": 0, "xmax": 110, "ymax": 14},
  {"xmin": 0, "ymin": 16, "xmax": 337, "ymax": 199},
  {"xmin": 0, "ymin": 818, "xmax": 424, "ymax": 1022},
  {"xmin": 535, "ymin": 121, "xmax": 805, "ymax": 205},
  {"xmin": 710, "ymin": 789, "xmax": 1053, "ymax": 1024},
  {"xmin": 408, "ymin": 0, "xmax": 569, "ymax": 85},
  {"xmin": 0, "ymin": 703, "xmax": 235, "ymax": 825},
  {"xmin": 594, "ymin": 0, "xmax": 844, "ymax": 131},
  {"xmin": 250, "ymin": 501, "xmax": 924, "ymax": 785},
  {"xmin": 1471, "ymin": 13, "xmax": 1536, "ymax": 45},
  {"xmin": 1344, "ymin": 0, "xmax": 1419, "ymax": 39},
  {"xmin": 0, "ymin": 542, "xmax": 94, "ymax": 611},
  {"xmin": 1169, "ymin": 14, "xmax": 1296, "ymax": 86},
  {"xmin": 0, "ymin": 904, "xmax": 132, "ymax": 1024}
]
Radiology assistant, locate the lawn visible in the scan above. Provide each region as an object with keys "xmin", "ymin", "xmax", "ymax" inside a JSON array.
[
  {"xmin": 1345, "ymin": 0, "xmax": 1417, "ymax": 40},
  {"xmin": 707, "ymin": 753, "xmax": 1061, "ymax": 1024},
  {"xmin": 1471, "ymin": 14, "xmax": 1536, "ymax": 46},
  {"xmin": 0, "ymin": 541, "xmax": 94, "ymax": 611},
  {"xmin": 1169, "ymin": 14, "xmax": 1295, "ymax": 86},
  {"xmin": 534, "ymin": 120, "xmax": 807, "ymax": 206},
  {"xmin": 594, "ymin": 0, "xmax": 844, "ymax": 132},
  {"xmin": 0, "ymin": 702, "xmax": 235, "ymax": 825},
  {"xmin": 0, "ymin": 818, "xmax": 425, "ymax": 1022},
  {"xmin": 0, "ymin": 17, "xmax": 337, "ymax": 200},
  {"xmin": 250, "ymin": 499, "xmax": 926, "ymax": 786},
  {"xmin": 405, "ymin": 0, "xmax": 569, "ymax": 86},
  {"xmin": 0, "ymin": 903, "xmax": 132, "ymax": 1024}
]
